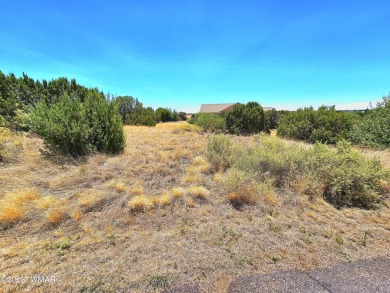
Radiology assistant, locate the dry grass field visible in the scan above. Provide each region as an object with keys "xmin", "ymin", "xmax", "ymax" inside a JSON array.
[{"xmin": 1, "ymin": 123, "xmax": 389, "ymax": 292}]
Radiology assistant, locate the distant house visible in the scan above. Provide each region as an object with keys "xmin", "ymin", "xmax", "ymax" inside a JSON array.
[
  {"xmin": 199, "ymin": 103, "xmax": 238, "ymax": 114},
  {"xmin": 200, "ymin": 103, "xmax": 275, "ymax": 114}
]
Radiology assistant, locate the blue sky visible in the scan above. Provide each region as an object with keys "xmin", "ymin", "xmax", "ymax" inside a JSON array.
[{"xmin": 1, "ymin": 0, "xmax": 389, "ymax": 112}]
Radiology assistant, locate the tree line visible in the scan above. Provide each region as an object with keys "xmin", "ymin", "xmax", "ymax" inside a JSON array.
[
  {"xmin": 189, "ymin": 97, "xmax": 390, "ymax": 148},
  {"xmin": 0, "ymin": 71, "xmax": 185, "ymax": 157},
  {"xmin": 0, "ymin": 70, "xmax": 185, "ymax": 131}
]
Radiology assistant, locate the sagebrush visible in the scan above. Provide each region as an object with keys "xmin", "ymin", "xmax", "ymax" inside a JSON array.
[{"xmin": 208, "ymin": 134, "xmax": 388, "ymax": 209}]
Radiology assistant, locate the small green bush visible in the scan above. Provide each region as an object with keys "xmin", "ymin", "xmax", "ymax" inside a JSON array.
[
  {"xmin": 31, "ymin": 92, "xmax": 125, "ymax": 157},
  {"xmin": 113, "ymin": 96, "xmax": 156, "ymax": 126},
  {"xmin": 191, "ymin": 113, "xmax": 226, "ymax": 132},
  {"xmin": 206, "ymin": 134, "xmax": 233, "ymax": 171},
  {"xmin": 211, "ymin": 134, "xmax": 388, "ymax": 209},
  {"xmin": 349, "ymin": 96, "xmax": 390, "ymax": 147},
  {"xmin": 277, "ymin": 106, "xmax": 358, "ymax": 143},
  {"xmin": 226, "ymin": 102, "xmax": 270, "ymax": 135}
]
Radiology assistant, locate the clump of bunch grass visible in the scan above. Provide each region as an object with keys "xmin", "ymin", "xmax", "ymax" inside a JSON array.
[
  {"xmin": 210, "ymin": 135, "xmax": 389, "ymax": 209},
  {"xmin": 0, "ymin": 127, "xmax": 22, "ymax": 163},
  {"xmin": 159, "ymin": 193, "xmax": 172, "ymax": 206},
  {"xmin": 112, "ymin": 181, "xmax": 126, "ymax": 193},
  {"xmin": 173, "ymin": 123, "xmax": 202, "ymax": 133},
  {"xmin": 206, "ymin": 134, "xmax": 233, "ymax": 171},
  {"xmin": 0, "ymin": 188, "xmax": 40, "ymax": 224},
  {"xmin": 46, "ymin": 209, "xmax": 66, "ymax": 224},
  {"xmin": 223, "ymin": 168, "xmax": 277, "ymax": 209},
  {"xmin": 77, "ymin": 189, "xmax": 103, "ymax": 211},
  {"xmin": 171, "ymin": 187, "xmax": 186, "ymax": 199},
  {"xmin": 187, "ymin": 186, "xmax": 210, "ymax": 199},
  {"xmin": 128, "ymin": 195, "xmax": 153, "ymax": 212}
]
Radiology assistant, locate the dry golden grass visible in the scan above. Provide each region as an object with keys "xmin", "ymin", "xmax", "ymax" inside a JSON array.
[
  {"xmin": 129, "ymin": 185, "xmax": 144, "ymax": 196},
  {"xmin": 112, "ymin": 180, "xmax": 126, "ymax": 193},
  {"xmin": 264, "ymin": 194, "xmax": 278, "ymax": 206},
  {"xmin": 228, "ymin": 187, "xmax": 258, "ymax": 208},
  {"xmin": 46, "ymin": 208, "xmax": 66, "ymax": 224},
  {"xmin": 0, "ymin": 189, "xmax": 40, "ymax": 224},
  {"xmin": 0, "ymin": 127, "xmax": 22, "ymax": 162},
  {"xmin": 1, "ymin": 122, "xmax": 389, "ymax": 292},
  {"xmin": 172, "ymin": 123, "xmax": 202, "ymax": 133},
  {"xmin": 187, "ymin": 185, "xmax": 210, "ymax": 199},
  {"xmin": 159, "ymin": 193, "xmax": 172, "ymax": 206},
  {"xmin": 12, "ymin": 188, "xmax": 40, "ymax": 202},
  {"xmin": 128, "ymin": 195, "xmax": 152, "ymax": 212},
  {"xmin": 77, "ymin": 189, "xmax": 103, "ymax": 209},
  {"xmin": 0, "ymin": 202, "xmax": 24, "ymax": 224},
  {"xmin": 71, "ymin": 211, "xmax": 82, "ymax": 221},
  {"xmin": 35, "ymin": 195, "xmax": 57, "ymax": 210},
  {"xmin": 171, "ymin": 187, "xmax": 186, "ymax": 199},
  {"xmin": 213, "ymin": 172, "xmax": 224, "ymax": 183},
  {"xmin": 379, "ymin": 179, "xmax": 390, "ymax": 193}
]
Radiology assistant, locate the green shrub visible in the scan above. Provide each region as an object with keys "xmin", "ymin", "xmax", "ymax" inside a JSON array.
[
  {"xmin": 349, "ymin": 96, "xmax": 390, "ymax": 147},
  {"xmin": 191, "ymin": 113, "xmax": 226, "ymax": 132},
  {"xmin": 31, "ymin": 92, "xmax": 125, "ymax": 157},
  {"xmin": 155, "ymin": 107, "xmax": 172, "ymax": 122},
  {"xmin": 226, "ymin": 102, "xmax": 270, "ymax": 135},
  {"xmin": 277, "ymin": 106, "xmax": 358, "ymax": 143},
  {"xmin": 210, "ymin": 134, "xmax": 388, "ymax": 209},
  {"xmin": 321, "ymin": 141, "xmax": 384, "ymax": 208},
  {"xmin": 266, "ymin": 108, "xmax": 279, "ymax": 129},
  {"xmin": 206, "ymin": 134, "xmax": 233, "ymax": 171},
  {"xmin": 113, "ymin": 96, "xmax": 156, "ymax": 126}
]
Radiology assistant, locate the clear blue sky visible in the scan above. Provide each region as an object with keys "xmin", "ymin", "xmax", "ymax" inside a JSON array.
[{"xmin": 1, "ymin": 0, "xmax": 389, "ymax": 112}]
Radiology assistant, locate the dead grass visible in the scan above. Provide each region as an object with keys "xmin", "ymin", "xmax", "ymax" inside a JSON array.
[
  {"xmin": 0, "ymin": 122, "xmax": 389, "ymax": 292},
  {"xmin": 171, "ymin": 187, "xmax": 186, "ymax": 199},
  {"xmin": 128, "ymin": 195, "xmax": 153, "ymax": 212},
  {"xmin": 0, "ymin": 189, "xmax": 40, "ymax": 224},
  {"xmin": 228, "ymin": 185, "xmax": 259, "ymax": 208},
  {"xmin": 0, "ymin": 127, "xmax": 22, "ymax": 163},
  {"xmin": 46, "ymin": 208, "xmax": 66, "ymax": 224},
  {"xmin": 187, "ymin": 185, "xmax": 210, "ymax": 199},
  {"xmin": 0, "ymin": 202, "xmax": 24, "ymax": 224},
  {"xmin": 112, "ymin": 180, "xmax": 126, "ymax": 193}
]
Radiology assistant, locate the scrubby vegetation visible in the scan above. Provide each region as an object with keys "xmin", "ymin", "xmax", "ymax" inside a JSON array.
[
  {"xmin": 189, "ymin": 102, "xmax": 271, "ymax": 135},
  {"xmin": 265, "ymin": 108, "xmax": 279, "ymax": 130},
  {"xmin": 277, "ymin": 106, "xmax": 358, "ymax": 144},
  {"xmin": 276, "ymin": 96, "xmax": 390, "ymax": 148},
  {"xmin": 31, "ymin": 91, "xmax": 125, "ymax": 157},
  {"xmin": 188, "ymin": 112, "xmax": 226, "ymax": 132},
  {"xmin": 0, "ymin": 127, "xmax": 22, "ymax": 162},
  {"xmin": 349, "ymin": 96, "xmax": 390, "ymax": 147},
  {"xmin": 0, "ymin": 71, "xmax": 189, "ymax": 157},
  {"xmin": 1, "ymin": 123, "xmax": 389, "ymax": 292},
  {"xmin": 1, "ymin": 70, "xmax": 389, "ymax": 291},
  {"xmin": 112, "ymin": 95, "xmax": 156, "ymax": 126},
  {"xmin": 226, "ymin": 102, "xmax": 270, "ymax": 135},
  {"xmin": 0, "ymin": 71, "xmax": 184, "ymax": 137},
  {"xmin": 155, "ymin": 107, "xmax": 179, "ymax": 123},
  {"xmin": 207, "ymin": 134, "xmax": 389, "ymax": 209}
]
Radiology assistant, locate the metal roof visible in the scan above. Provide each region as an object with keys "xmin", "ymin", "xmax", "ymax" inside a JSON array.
[
  {"xmin": 199, "ymin": 103, "xmax": 237, "ymax": 113},
  {"xmin": 200, "ymin": 103, "xmax": 275, "ymax": 113}
]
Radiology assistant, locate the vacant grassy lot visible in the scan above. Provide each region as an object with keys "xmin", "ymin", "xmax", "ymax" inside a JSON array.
[{"xmin": 1, "ymin": 123, "xmax": 389, "ymax": 292}]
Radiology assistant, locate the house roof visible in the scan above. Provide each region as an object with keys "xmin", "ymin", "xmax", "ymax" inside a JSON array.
[
  {"xmin": 200, "ymin": 103, "xmax": 237, "ymax": 113},
  {"xmin": 200, "ymin": 103, "xmax": 275, "ymax": 113}
]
